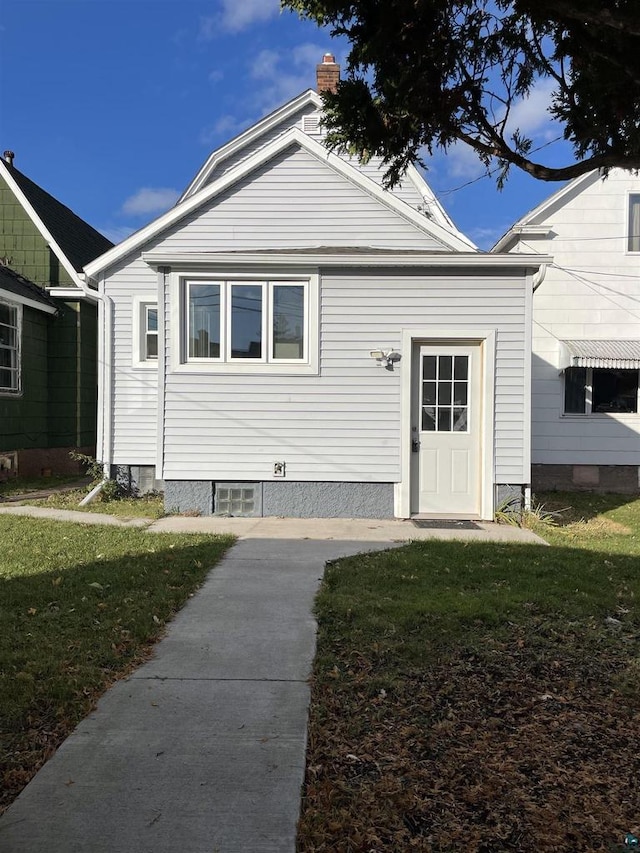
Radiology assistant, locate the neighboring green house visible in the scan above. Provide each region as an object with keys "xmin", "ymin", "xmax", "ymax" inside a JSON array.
[{"xmin": 0, "ymin": 151, "xmax": 113, "ymax": 479}]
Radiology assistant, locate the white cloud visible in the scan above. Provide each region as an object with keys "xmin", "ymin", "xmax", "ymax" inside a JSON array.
[
  {"xmin": 199, "ymin": 114, "xmax": 251, "ymax": 145},
  {"xmin": 199, "ymin": 0, "xmax": 280, "ymax": 39},
  {"xmin": 505, "ymin": 78, "xmax": 557, "ymax": 138},
  {"xmin": 99, "ymin": 224, "xmax": 137, "ymax": 244},
  {"xmin": 249, "ymin": 44, "xmax": 327, "ymax": 113},
  {"xmin": 208, "ymin": 69, "xmax": 224, "ymax": 85},
  {"xmin": 121, "ymin": 187, "xmax": 180, "ymax": 217}
]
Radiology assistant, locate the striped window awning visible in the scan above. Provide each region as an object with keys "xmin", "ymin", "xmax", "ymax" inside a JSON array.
[{"xmin": 559, "ymin": 340, "xmax": 640, "ymax": 370}]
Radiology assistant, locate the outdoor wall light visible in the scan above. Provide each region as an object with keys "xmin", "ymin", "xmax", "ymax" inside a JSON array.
[{"xmin": 370, "ymin": 349, "xmax": 402, "ymax": 370}]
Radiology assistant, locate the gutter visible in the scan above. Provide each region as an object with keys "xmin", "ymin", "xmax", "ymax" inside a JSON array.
[{"xmin": 532, "ymin": 263, "xmax": 548, "ymax": 293}]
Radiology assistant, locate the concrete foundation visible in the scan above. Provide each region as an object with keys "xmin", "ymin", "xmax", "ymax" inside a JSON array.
[
  {"xmin": 532, "ymin": 464, "xmax": 640, "ymax": 494},
  {"xmin": 163, "ymin": 480, "xmax": 396, "ymax": 518}
]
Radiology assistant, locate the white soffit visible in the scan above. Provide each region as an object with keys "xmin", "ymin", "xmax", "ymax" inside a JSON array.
[{"xmin": 560, "ymin": 339, "xmax": 640, "ymax": 370}]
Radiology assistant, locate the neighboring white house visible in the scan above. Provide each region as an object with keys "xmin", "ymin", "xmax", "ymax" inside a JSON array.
[
  {"xmin": 84, "ymin": 56, "xmax": 547, "ymax": 519},
  {"xmin": 494, "ymin": 169, "xmax": 640, "ymax": 494}
]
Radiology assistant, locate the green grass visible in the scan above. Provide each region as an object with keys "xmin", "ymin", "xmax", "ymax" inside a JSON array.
[
  {"xmin": 298, "ymin": 492, "xmax": 640, "ymax": 853},
  {"xmin": 0, "ymin": 475, "xmax": 88, "ymax": 497},
  {"xmin": 27, "ymin": 488, "xmax": 166, "ymax": 519},
  {"xmin": 0, "ymin": 516, "xmax": 233, "ymax": 811}
]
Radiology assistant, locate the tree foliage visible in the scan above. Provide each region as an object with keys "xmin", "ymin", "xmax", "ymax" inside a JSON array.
[{"xmin": 283, "ymin": 0, "xmax": 640, "ymax": 186}]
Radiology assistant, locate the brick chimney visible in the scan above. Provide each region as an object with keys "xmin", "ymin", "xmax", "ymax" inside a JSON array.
[{"xmin": 316, "ymin": 53, "xmax": 340, "ymax": 94}]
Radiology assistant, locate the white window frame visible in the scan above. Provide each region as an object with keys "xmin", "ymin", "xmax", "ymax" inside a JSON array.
[
  {"xmin": 132, "ymin": 296, "xmax": 159, "ymax": 369},
  {"xmin": 170, "ymin": 270, "xmax": 319, "ymax": 375},
  {"xmin": 0, "ymin": 298, "xmax": 21, "ymax": 396},
  {"xmin": 563, "ymin": 366, "xmax": 640, "ymax": 416},
  {"xmin": 627, "ymin": 192, "xmax": 640, "ymax": 253}
]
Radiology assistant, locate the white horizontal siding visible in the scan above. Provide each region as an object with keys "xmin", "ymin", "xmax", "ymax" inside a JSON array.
[
  {"xmin": 161, "ymin": 270, "xmax": 527, "ymax": 483},
  {"xmin": 152, "ymin": 145, "xmax": 443, "ymax": 253},
  {"xmin": 104, "ymin": 255, "xmax": 159, "ymax": 465},
  {"xmin": 514, "ymin": 169, "xmax": 640, "ymax": 466}
]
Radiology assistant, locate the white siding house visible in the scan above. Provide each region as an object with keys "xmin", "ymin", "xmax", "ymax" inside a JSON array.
[
  {"xmin": 85, "ymin": 59, "xmax": 547, "ymax": 518},
  {"xmin": 495, "ymin": 169, "xmax": 640, "ymax": 493}
]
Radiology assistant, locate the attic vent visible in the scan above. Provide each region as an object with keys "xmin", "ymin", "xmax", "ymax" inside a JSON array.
[{"xmin": 302, "ymin": 113, "xmax": 322, "ymax": 135}]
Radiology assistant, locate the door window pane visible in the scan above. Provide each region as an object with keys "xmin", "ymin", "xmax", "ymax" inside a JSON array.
[
  {"xmin": 439, "ymin": 355, "xmax": 452, "ymax": 380},
  {"xmin": 421, "ymin": 352, "xmax": 469, "ymax": 432},
  {"xmin": 189, "ymin": 284, "xmax": 220, "ymax": 358},
  {"xmin": 231, "ymin": 285, "xmax": 262, "ymax": 359},
  {"xmin": 273, "ymin": 285, "xmax": 304, "ymax": 359},
  {"xmin": 422, "ymin": 355, "xmax": 436, "ymax": 380}
]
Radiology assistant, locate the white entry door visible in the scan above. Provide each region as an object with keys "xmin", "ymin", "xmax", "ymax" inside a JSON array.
[{"xmin": 412, "ymin": 344, "xmax": 482, "ymax": 515}]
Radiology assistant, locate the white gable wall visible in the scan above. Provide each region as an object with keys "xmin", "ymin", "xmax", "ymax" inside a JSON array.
[
  {"xmin": 154, "ymin": 145, "xmax": 446, "ymax": 253},
  {"xmin": 510, "ymin": 170, "xmax": 640, "ymax": 466}
]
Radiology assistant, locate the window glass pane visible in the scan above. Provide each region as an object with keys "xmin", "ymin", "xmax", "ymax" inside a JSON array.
[
  {"xmin": 422, "ymin": 381, "xmax": 436, "ymax": 406},
  {"xmin": 454, "ymin": 382, "xmax": 468, "ymax": 405},
  {"xmin": 422, "ymin": 355, "xmax": 436, "ymax": 380},
  {"xmin": 146, "ymin": 307, "xmax": 158, "ymax": 332},
  {"xmin": 422, "ymin": 406, "xmax": 436, "ymax": 431},
  {"xmin": 438, "ymin": 408, "xmax": 452, "ymax": 432},
  {"xmin": 564, "ymin": 367, "xmax": 586, "ymax": 414},
  {"xmin": 629, "ymin": 195, "xmax": 640, "ymax": 252},
  {"xmin": 146, "ymin": 334, "xmax": 158, "ymax": 359},
  {"xmin": 0, "ymin": 368, "xmax": 13, "ymax": 389},
  {"xmin": 454, "ymin": 356, "xmax": 468, "ymax": 380},
  {"xmin": 0, "ymin": 348, "xmax": 15, "ymax": 368},
  {"xmin": 438, "ymin": 382, "xmax": 452, "ymax": 405},
  {"xmin": 453, "ymin": 407, "xmax": 468, "ymax": 432},
  {"xmin": 189, "ymin": 284, "xmax": 220, "ymax": 358},
  {"xmin": 231, "ymin": 285, "xmax": 262, "ymax": 359},
  {"xmin": 273, "ymin": 285, "xmax": 304, "ymax": 359},
  {"xmin": 439, "ymin": 355, "xmax": 452, "ymax": 380},
  {"xmin": 592, "ymin": 368, "xmax": 638, "ymax": 413},
  {"xmin": 0, "ymin": 304, "xmax": 15, "ymax": 327}
]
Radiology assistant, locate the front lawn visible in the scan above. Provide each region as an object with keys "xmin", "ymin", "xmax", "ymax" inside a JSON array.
[
  {"xmin": 298, "ymin": 493, "xmax": 640, "ymax": 852},
  {"xmin": 0, "ymin": 516, "xmax": 233, "ymax": 812}
]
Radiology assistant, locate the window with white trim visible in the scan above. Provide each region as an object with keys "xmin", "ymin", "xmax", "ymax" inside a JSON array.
[
  {"xmin": 564, "ymin": 367, "xmax": 639, "ymax": 414},
  {"xmin": 629, "ymin": 194, "xmax": 640, "ymax": 252},
  {"xmin": 144, "ymin": 305, "xmax": 158, "ymax": 360},
  {"xmin": 185, "ymin": 279, "xmax": 306, "ymax": 364},
  {"xmin": 0, "ymin": 299, "xmax": 20, "ymax": 394}
]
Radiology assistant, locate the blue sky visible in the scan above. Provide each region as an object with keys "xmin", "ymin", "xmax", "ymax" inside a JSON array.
[{"xmin": 1, "ymin": 0, "xmax": 573, "ymax": 251}]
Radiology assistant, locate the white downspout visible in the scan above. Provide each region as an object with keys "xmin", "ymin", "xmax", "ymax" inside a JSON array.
[{"xmin": 532, "ymin": 263, "xmax": 547, "ymax": 293}]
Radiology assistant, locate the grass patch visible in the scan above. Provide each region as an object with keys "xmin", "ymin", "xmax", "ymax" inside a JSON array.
[
  {"xmin": 0, "ymin": 475, "xmax": 88, "ymax": 497},
  {"xmin": 298, "ymin": 493, "xmax": 640, "ymax": 852},
  {"xmin": 0, "ymin": 516, "xmax": 233, "ymax": 811},
  {"xmin": 28, "ymin": 489, "xmax": 166, "ymax": 519}
]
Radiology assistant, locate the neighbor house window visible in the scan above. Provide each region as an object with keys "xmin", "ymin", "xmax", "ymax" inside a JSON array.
[
  {"xmin": 185, "ymin": 279, "xmax": 307, "ymax": 363},
  {"xmin": 629, "ymin": 194, "xmax": 640, "ymax": 252},
  {"xmin": 564, "ymin": 367, "xmax": 639, "ymax": 414},
  {"xmin": 0, "ymin": 299, "xmax": 20, "ymax": 394}
]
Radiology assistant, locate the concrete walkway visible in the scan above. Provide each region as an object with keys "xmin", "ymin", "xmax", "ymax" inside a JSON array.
[
  {"xmin": 0, "ymin": 510, "xmax": 544, "ymax": 852},
  {"xmin": 0, "ymin": 503, "xmax": 544, "ymax": 543}
]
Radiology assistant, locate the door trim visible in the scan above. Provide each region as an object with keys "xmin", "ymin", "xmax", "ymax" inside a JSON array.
[{"xmin": 397, "ymin": 328, "xmax": 496, "ymax": 520}]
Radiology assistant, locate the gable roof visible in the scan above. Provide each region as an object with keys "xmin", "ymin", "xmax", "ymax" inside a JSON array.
[
  {"xmin": 87, "ymin": 127, "xmax": 475, "ymax": 278},
  {"xmin": 178, "ymin": 88, "xmax": 469, "ymax": 246},
  {"xmin": 492, "ymin": 171, "xmax": 601, "ymax": 252},
  {"xmin": 179, "ymin": 89, "xmax": 324, "ymax": 202},
  {"xmin": 0, "ymin": 265, "xmax": 58, "ymax": 314},
  {"xmin": 0, "ymin": 158, "xmax": 113, "ymax": 285}
]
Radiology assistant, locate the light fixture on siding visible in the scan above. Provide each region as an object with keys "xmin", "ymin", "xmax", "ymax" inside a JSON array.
[{"xmin": 370, "ymin": 349, "xmax": 402, "ymax": 370}]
